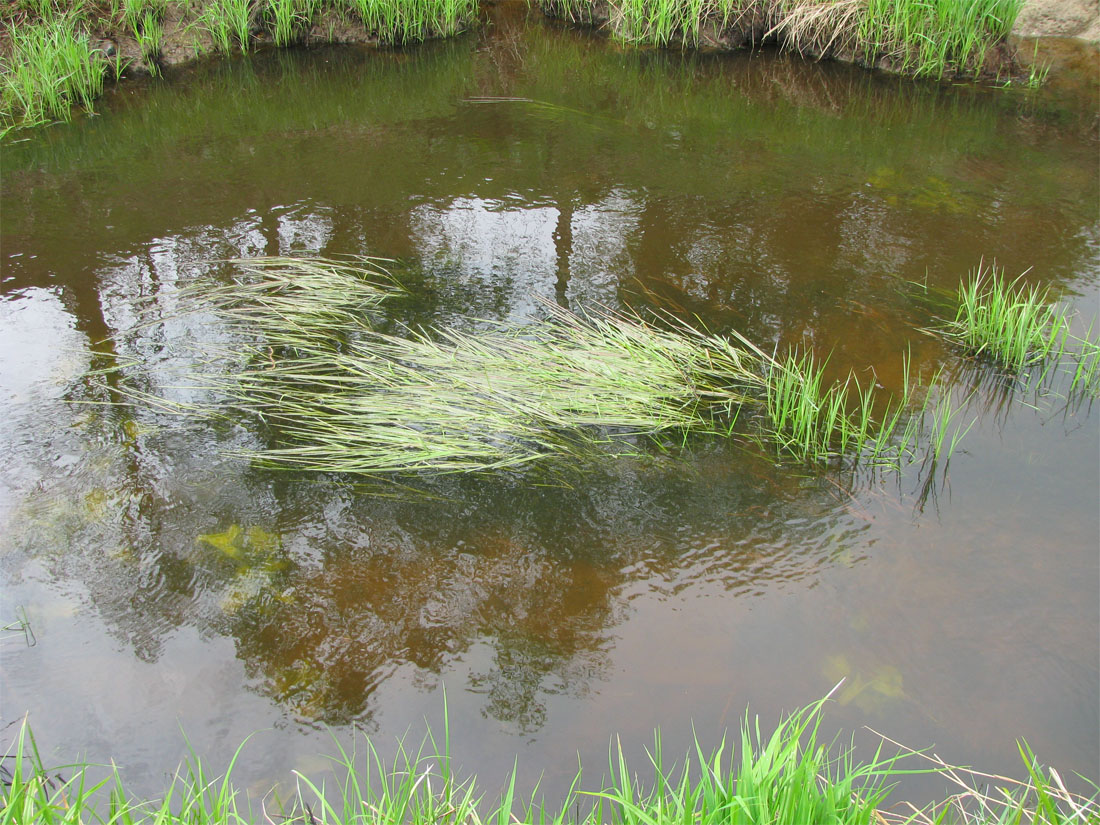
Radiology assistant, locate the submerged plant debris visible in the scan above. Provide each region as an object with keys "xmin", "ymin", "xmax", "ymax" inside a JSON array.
[{"xmin": 97, "ymin": 256, "xmax": 968, "ymax": 480}]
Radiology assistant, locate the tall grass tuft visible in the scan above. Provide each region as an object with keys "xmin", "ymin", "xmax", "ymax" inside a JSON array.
[
  {"xmin": 265, "ymin": 0, "xmax": 321, "ymax": 45},
  {"xmin": 940, "ymin": 261, "xmax": 1100, "ymax": 398},
  {"xmin": 0, "ymin": 8, "xmax": 112, "ymax": 130},
  {"xmin": 340, "ymin": 0, "xmax": 478, "ymax": 43},
  {"xmin": 544, "ymin": 0, "xmax": 1023, "ymax": 79},
  {"xmin": 123, "ymin": 0, "xmax": 169, "ymax": 65},
  {"xmin": 200, "ymin": 0, "xmax": 256, "ymax": 53}
]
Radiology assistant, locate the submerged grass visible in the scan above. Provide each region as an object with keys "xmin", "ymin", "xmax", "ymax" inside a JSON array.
[
  {"xmin": 103, "ymin": 256, "xmax": 965, "ymax": 478},
  {"xmin": 3, "ymin": 697, "xmax": 1096, "ymax": 824}
]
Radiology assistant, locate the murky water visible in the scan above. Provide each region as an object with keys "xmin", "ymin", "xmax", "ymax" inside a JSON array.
[{"xmin": 2, "ymin": 3, "xmax": 1098, "ymax": 805}]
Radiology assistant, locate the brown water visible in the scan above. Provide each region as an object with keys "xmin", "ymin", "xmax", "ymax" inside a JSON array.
[{"xmin": 1, "ymin": 3, "xmax": 1098, "ymax": 806}]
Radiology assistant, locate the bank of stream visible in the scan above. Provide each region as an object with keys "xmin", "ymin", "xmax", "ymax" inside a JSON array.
[{"xmin": 2, "ymin": 0, "xmax": 1098, "ymax": 132}]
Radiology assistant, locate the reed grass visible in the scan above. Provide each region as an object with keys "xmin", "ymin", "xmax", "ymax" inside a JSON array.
[
  {"xmin": 855, "ymin": 0, "xmax": 1019, "ymax": 77},
  {"xmin": 0, "ymin": 7, "xmax": 113, "ymax": 130},
  {"xmin": 200, "ymin": 0, "xmax": 256, "ymax": 53},
  {"xmin": 102, "ymin": 257, "xmax": 966, "ymax": 478},
  {"xmin": 4, "ymin": 697, "xmax": 1096, "ymax": 824},
  {"xmin": 265, "ymin": 0, "xmax": 322, "ymax": 45},
  {"xmin": 546, "ymin": 0, "xmax": 1022, "ymax": 79},
  {"xmin": 939, "ymin": 261, "xmax": 1100, "ymax": 398},
  {"xmin": 339, "ymin": 0, "xmax": 477, "ymax": 42}
]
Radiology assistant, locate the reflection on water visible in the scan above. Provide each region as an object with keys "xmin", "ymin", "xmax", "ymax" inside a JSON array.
[{"xmin": 0, "ymin": 0, "xmax": 1097, "ymax": 804}]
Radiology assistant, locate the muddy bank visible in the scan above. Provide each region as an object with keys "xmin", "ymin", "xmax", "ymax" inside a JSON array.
[{"xmin": 91, "ymin": 5, "xmax": 444, "ymax": 78}]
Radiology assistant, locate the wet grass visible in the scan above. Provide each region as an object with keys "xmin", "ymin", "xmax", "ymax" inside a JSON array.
[
  {"xmin": 3, "ymin": 696, "xmax": 1096, "ymax": 824},
  {"xmin": 103, "ymin": 257, "xmax": 967, "ymax": 478},
  {"xmin": 938, "ymin": 261, "xmax": 1100, "ymax": 398}
]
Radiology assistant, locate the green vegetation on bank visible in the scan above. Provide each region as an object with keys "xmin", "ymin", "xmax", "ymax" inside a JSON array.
[
  {"xmin": 0, "ymin": 2, "xmax": 112, "ymax": 128},
  {"xmin": 542, "ymin": 0, "xmax": 1022, "ymax": 80},
  {"xmin": 0, "ymin": 0, "xmax": 479, "ymax": 131},
  {"xmin": 3, "ymin": 697, "xmax": 1096, "ymax": 824},
  {"xmin": 102, "ymin": 256, "xmax": 968, "ymax": 477}
]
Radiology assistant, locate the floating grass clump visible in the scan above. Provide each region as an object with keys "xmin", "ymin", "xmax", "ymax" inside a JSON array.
[
  {"xmin": 103, "ymin": 256, "xmax": 964, "ymax": 478},
  {"xmin": 542, "ymin": 0, "xmax": 1022, "ymax": 79},
  {"xmin": 939, "ymin": 261, "xmax": 1100, "ymax": 397},
  {"xmin": 188, "ymin": 281, "xmax": 768, "ymax": 474},
  {"xmin": 4, "ymin": 697, "xmax": 1097, "ymax": 824}
]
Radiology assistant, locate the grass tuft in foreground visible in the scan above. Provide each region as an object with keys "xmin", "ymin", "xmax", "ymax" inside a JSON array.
[{"xmin": 3, "ymin": 696, "xmax": 1097, "ymax": 824}]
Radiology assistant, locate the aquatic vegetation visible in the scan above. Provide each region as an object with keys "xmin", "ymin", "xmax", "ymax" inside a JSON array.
[
  {"xmin": 3, "ymin": 698, "xmax": 1096, "ymax": 824},
  {"xmin": 213, "ymin": 298, "xmax": 767, "ymax": 474},
  {"xmin": 939, "ymin": 261, "xmax": 1100, "ymax": 397},
  {"xmin": 102, "ymin": 257, "xmax": 965, "ymax": 478}
]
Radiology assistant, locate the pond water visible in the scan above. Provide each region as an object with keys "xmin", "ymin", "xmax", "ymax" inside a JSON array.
[{"xmin": 1, "ymin": 2, "xmax": 1098, "ymax": 807}]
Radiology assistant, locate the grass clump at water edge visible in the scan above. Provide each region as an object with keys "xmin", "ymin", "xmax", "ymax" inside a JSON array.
[
  {"xmin": 3, "ymin": 695, "xmax": 1097, "ymax": 824},
  {"xmin": 99, "ymin": 256, "xmax": 970, "ymax": 479},
  {"xmin": 543, "ymin": 0, "xmax": 1023, "ymax": 80},
  {"xmin": 937, "ymin": 260, "xmax": 1100, "ymax": 398},
  {"xmin": 0, "ymin": 4, "xmax": 116, "ymax": 132}
]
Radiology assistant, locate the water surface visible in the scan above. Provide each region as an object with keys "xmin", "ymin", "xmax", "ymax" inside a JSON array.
[{"xmin": 2, "ymin": 3, "xmax": 1098, "ymax": 805}]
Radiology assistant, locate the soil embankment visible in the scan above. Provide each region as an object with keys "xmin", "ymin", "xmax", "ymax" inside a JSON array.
[{"xmin": 1014, "ymin": 0, "xmax": 1100, "ymax": 39}]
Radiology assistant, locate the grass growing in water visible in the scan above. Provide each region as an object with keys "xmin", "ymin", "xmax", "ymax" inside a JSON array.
[
  {"xmin": 939, "ymin": 261, "xmax": 1100, "ymax": 397},
  {"xmin": 3, "ymin": 696, "xmax": 1096, "ymax": 824},
  {"xmin": 104, "ymin": 256, "xmax": 965, "ymax": 478}
]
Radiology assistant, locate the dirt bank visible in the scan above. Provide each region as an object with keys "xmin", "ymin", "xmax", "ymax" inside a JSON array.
[{"xmin": 1014, "ymin": 0, "xmax": 1100, "ymax": 39}]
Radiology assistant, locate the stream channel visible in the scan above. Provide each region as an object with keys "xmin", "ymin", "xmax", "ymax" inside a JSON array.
[{"xmin": 1, "ymin": 1, "xmax": 1098, "ymax": 808}]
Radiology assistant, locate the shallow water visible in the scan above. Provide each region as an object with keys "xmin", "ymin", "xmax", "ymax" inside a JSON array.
[{"xmin": 1, "ymin": 3, "xmax": 1098, "ymax": 806}]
